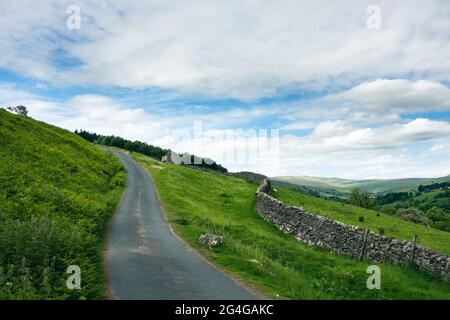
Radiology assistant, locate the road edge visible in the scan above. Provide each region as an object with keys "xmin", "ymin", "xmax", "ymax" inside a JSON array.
[
  {"xmin": 102, "ymin": 149, "xmax": 129, "ymax": 300},
  {"xmin": 135, "ymin": 156, "xmax": 269, "ymax": 300}
]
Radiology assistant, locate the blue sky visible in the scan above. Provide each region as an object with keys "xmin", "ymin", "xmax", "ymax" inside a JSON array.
[{"xmin": 1, "ymin": 0, "xmax": 450, "ymax": 178}]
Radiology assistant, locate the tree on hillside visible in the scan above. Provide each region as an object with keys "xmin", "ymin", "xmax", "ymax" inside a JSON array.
[
  {"xmin": 7, "ymin": 105, "xmax": 28, "ymax": 116},
  {"xmin": 425, "ymin": 206, "xmax": 450, "ymax": 232},
  {"xmin": 349, "ymin": 188, "xmax": 376, "ymax": 209},
  {"xmin": 74, "ymin": 129, "xmax": 99, "ymax": 143},
  {"xmin": 376, "ymin": 191, "xmax": 411, "ymax": 205}
]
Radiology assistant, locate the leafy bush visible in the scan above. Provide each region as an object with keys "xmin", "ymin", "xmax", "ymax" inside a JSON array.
[
  {"xmin": 348, "ymin": 188, "xmax": 376, "ymax": 209},
  {"xmin": 425, "ymin": 207, "xmax": 450, "ymax": 232},
  {"xmin": 395, "ymin": 208, "xmax": 430, "ymax": 227}
]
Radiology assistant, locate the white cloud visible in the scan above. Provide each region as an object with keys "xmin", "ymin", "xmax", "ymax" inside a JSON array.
[
  {"xmin": 280, "ymin": 78, "xmax": 450, "ymax": 134},
  {"xmin": 327, "ymin": 79, "xmax": 450, "ymax": 113},
  {"xmin": 2, "ymin": 83, "xmax": 450, "ymax": 179},
  {"xmin": 0, "ymin": 83, "xmax": 36, "ymax": 102},
  {"xmin": 159, "ymin": 117, "xmax": 450, "ymax": 178},
  {"xmin": 293, "ymin": 118, "xmax": 450, "ymax": 152},
  {"xmin": 276, "ymin": 144, "xmax": 450, "ymax": 179},
  {"xmin": 281, "ymin": 121, "xmax": 316, "ymax": 130},
  {"xmin": 429, "ymin": 143, "xmax": 447, "ymax": 155},
  {"xmin": 0, "ymin": 87, "xmax": 171, "ymax": 146},
  {"xmin": 161, "ymin": 104, "xmax": 284, "ymax": 131},
  {"xmin": 57, "ymin": 96, "xmax": 172, "ymax": 146},
  {"xmin": 312, "ymin": 120, "xmax": 354, "ymax": 138},
  {"xmin": 1, "ymin": 0, "xmax": 450, "ymax": 100}
]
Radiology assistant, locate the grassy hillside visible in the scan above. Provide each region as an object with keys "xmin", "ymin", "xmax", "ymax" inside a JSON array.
[
  {"xmin": 273, "ymin": 179, "xmax": 348, "ymax": 200},
  {"xmin": 273, "ymin": 188, "xmax": 450, "ymax": 256},
  {"xmin": 274, "ymin": 175, "xmax": 450, "ymax": 194},
  {"xmin": 381, "ymin": 189, "xmax": 450, "ymax": 213},
  {"xmin": 377, "ymin": 188, "xmax": 450, "ymax": 232},
  {"xmin": 0, "ymin": 109, "xmax": 125, "ymax": 299},
  {"xmin": 275, "ymin": 175, "xmax": 450, "ymax": 234},
  {"xmin": 133, "ymin": 152, "xmax": 450, "ymax": 300}
]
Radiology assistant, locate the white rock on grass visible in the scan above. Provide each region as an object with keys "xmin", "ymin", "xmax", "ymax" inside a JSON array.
[{"xmin": 198, "ymin": 233, "xmax": 224, "ymax": 248}]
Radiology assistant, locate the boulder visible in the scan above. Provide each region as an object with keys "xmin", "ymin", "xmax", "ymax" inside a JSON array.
[{"xmin": 198, "ymin": 233, "xmax": 224, "ymax": 247}]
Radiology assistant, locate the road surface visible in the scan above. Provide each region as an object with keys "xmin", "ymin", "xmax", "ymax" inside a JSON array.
[{"xmin": 105, "ymin": 151, "xmax": 257, "ymax": 299}]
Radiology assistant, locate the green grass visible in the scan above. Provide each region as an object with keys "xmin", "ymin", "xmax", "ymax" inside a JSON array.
[
  {"xmin": 272, "ymin": 187, "xmax": 450, "ymax": 256},
  {"xmin": 133, "ymin": 152, "xmax": 450, "ymax": 300},
  {"xmin": 0, "ymin": 109, "xmax": 125, "ymax": 299}
]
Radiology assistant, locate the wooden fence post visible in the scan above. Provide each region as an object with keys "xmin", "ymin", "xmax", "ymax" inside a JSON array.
[
  {"xmin": 359, "ymin": 229, "xmax": 370, "ymax": 261},
  {"xmin": 411, "ymin": 234, "xmax": 418, "ymax": 262}
]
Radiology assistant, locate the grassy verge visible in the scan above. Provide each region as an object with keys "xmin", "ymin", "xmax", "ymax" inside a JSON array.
[
  {"xmin": 133, "ymin": 152, "xmax": 450, "ymax": 300},
  {"xmin": 272, "ymin": 187, "xmax": 450, "ymax": 255}
]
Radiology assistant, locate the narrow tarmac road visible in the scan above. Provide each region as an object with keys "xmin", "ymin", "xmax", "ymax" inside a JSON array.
[{"xmin": 105, "ymin": 151, "xmax": 257, "ymax": 299}]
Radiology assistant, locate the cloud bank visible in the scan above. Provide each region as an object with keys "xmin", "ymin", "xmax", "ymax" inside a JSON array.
[{"xmin": 1, "ymin": 0, "xmax": 450, "ymax": 100}]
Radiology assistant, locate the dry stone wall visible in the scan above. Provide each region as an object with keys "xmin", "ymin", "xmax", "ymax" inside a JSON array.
[{"xmin": 255, "ymin": 178, "xmax": 450, "ymax": 283}]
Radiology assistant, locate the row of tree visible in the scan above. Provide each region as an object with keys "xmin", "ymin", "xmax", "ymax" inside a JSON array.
[
  {"xmin": 376, "ymin": 191, "xmax": 413, "ymax": 205},
  {"xmin": 374, "ymin": 180, "xmax": 450, "ymax": 207},
  {"xmin": 75, "ymin": 129, "xmax": 228, "ymax": 173},
  {"xmin": 75, "ymin": 129, "xmax": 168, "ymax": 160},
  {"xmin": 418, "ymin": 181, "xmax": 450, "ymax": 193}
]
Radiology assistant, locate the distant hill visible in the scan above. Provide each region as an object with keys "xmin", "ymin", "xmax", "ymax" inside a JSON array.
[
  {"xmin": 271, "ymin": 179, "xmax": 348, "ymax": 201},
  {"xmin": 0, "ymin": 109, "xmax": 125, "ymax": 299},
  {"xmin": 274, "ymin": 174, "xmax": 450, "ymax": 233},
  {"xmin": 273, "ymin": 175, "xmax": 450, "ymax": 194}
]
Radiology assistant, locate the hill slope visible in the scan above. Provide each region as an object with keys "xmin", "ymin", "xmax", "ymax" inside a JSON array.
[
  {"xmin": 133, "ymin": 152, "xmax": 450, "ymax": 299},
  {"xmin": 274, "ymin": 175, "xmax": 450, "ymax": 194},
  {"xmin": 0, "ymin": 109, "xmax": 125, "ymax": 299}
]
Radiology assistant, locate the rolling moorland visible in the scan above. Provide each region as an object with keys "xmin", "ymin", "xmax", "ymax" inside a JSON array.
[
  {"xmin": 375, "ymin": 184, "xmax": 450, "ymax": 232},
  {"xmin": 273, "ymin": 175, "xmax": 450, "ymax": 233},
  {"xmin": 274, "ymin": 176, "xmax": 450, "ymax": 195},
  {"xmin": 1, "ymin": 109, "xmax": 449, "ymax": 299},
  {"xmin": 132, "ymin": 152, "xmax": 450, "ymax": 299},
  {"xmin": 0, "ymin": 109, "xmax": 125, "ymax": 299}
]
